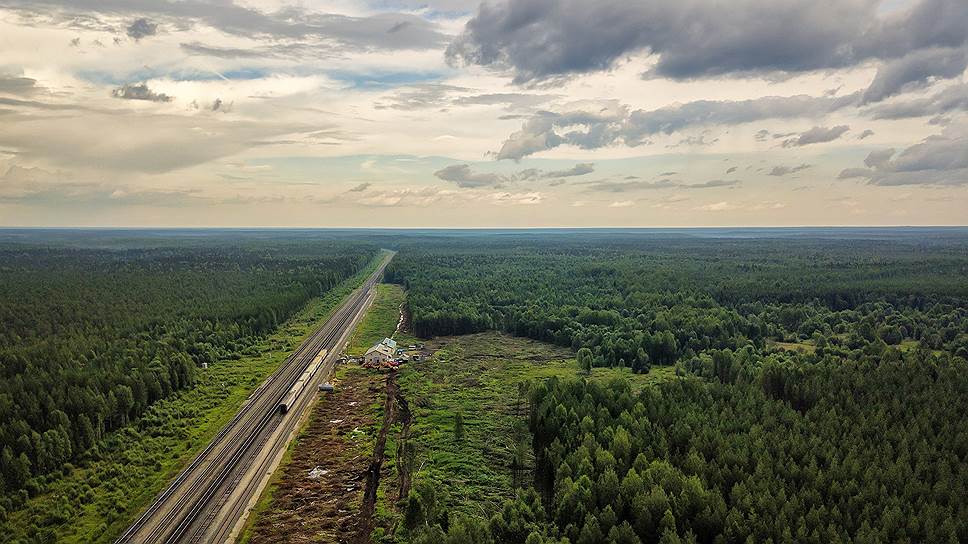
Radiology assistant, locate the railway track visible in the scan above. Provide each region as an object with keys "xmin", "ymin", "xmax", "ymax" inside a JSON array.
[{"xmin": 117, "ymin": 253, "xmax": 392, "ymax": 543}]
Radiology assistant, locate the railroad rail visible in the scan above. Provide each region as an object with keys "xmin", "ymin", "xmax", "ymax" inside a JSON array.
[{"xmin": 117, "ymin": 253, "xmax": 392, "ymax": 543}]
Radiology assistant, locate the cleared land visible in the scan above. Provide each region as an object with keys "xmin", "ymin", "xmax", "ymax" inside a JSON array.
[
  {"xmin": 245, "ymin": 285, "xmax": 678, "ymax": 544},
  {"xmin": 242, "ymin": 283, "xmax": 411, "ymax": 543},
  {"xmin": 374, "ymin": 331, "xmax": 676, "ymax": 538}
]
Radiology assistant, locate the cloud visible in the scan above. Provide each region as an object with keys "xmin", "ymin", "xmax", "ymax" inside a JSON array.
[
  {"xmin": 695, "ymin": 200, "xmax": 785, "ymax": 212},
  {"xmin": 586, "ymin": 178, "xmax": 738, "ymax": 193},
  {"xmin": 111, "ymin": 83, "xmax": 173, "ymax": 102},
  {"xmin": 126, "ymin": 18, "xmax": 157, "ymax": 40},
  {"xmin": 434, "ymin": 162, "xmax": 596, "ymax": 188},
  {"xmin": 434, "ymin": 164, "xmax": 506, "ymax": 188},
  {"xmin": 866, "ymin": 82, "xmax": 968, "ymax": 119},
  {"xmin": 543, "ymin": 163, "xmax": 594, "ymax": 178},
  {"xmin": 0, "ymin": 74, "xmax": 39, "ymax": 96},
  {"xmin": 8, "ymin": 1, "xmax": 448, "ymax": 51},
  {"xmin": 609, "ymin": 200, "xmax": 634, "ymax": 208},
  {"xmin": 683, "ymin": 179, "xmax": 741, "ymax": 189},
  {"xmin": 491, "ymin": 191, "xmax": 543, "ymax": 205},
  {"xmin": 375, "ymin": 84, "xmax": 554, "ymax": 111},
  {"xmin": 496, "ymin": 93, "xmax": 858, "ymax": 159},
  {"xmin": 780, "ymin": 125, "xmax": 850, "ymax": 147},
  {"xmin": 858, "ymin": 129, "xmax": 875, "ymax": 139},
  {"xmin": 180, "ymin": 42, "xmax": 262, "ymax": 59},
  {"xmin": 837, "ymin": 125, "xmax": 968, "ymax": 186},
  {"xmin": 768, "ymin": 164, "xmax": 812, "ymax": 176},
  {"xmin": 0, "ymin": 164, "xmax": 211, "ymax": 207},
  {"xmin": 348, "ymin": 182, "xmax": 371, "ymax": 192},
  {"xmin": 862, "ymin": 47, "xmax": 968, "ymax": 103},
  {"xmin": 726, "ymin": 166, "xmax": 738, "ymax": 174},
  {"xmin": 448, "ymin": 0, "xmax": 968, "ymax": 84},
  {"xmin": 0, "ymin": 105, "xmax": 321, "ymax": 173}
]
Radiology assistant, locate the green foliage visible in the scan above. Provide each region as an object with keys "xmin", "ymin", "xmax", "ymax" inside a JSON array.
[
  {"xmin": 0, "ymin": 234, "xmax": 378, "ymax": 540},
  {"xmin": 347, "ymin": 284, "xmax": 409, "ymax": 356},
  {"xmin": 528, "ymin": 350, "xmax": 968, "ymax": 543}
]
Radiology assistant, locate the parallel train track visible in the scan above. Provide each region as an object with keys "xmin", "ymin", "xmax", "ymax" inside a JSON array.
[{"xmin": 117, "ymin": 254, "xmax": 391, "ymax": 543}]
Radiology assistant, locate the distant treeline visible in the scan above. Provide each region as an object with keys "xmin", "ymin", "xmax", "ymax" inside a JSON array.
[
  {"xmin": 0, "ymin": 240, "xmax": 376, "ymax": 511},
  {"xmin": 385, "ymin": 236, "xmax": 968, "ymax": 368}
]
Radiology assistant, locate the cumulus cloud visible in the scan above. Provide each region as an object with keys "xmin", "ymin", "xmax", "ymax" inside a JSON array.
[
  {"xmin": 496, "ymin": 93, "xmax": 858, "ymax": 159},
  {"xmin": 126, "ymin": 18, "xmax": 157, "ymax": 40},
  {"xmin": 780, "ymin": 125, "xmax": 850, "ymax": 147},
  {"xmin": 837, "ymin": 125, "xmax": 968, "ymax": 186},
  {"xmin": 448, "ymin": 0, "xmax": 968, "ymax": 84},
  {"xmin": 111, "ymin": 83, "xmax": 173, "ymax": 102},
  {"xmin": 862, "ymin": 47, "xmax": 968, "ymax": 104},
  {"xmin": 858, "ymin": 129, "xmax": 875, "ymax": 139}
]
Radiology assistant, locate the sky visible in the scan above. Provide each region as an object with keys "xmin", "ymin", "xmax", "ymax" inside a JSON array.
[{"xmin": 0, "ymin": 0, "xmax": 966, "ymax": 227}]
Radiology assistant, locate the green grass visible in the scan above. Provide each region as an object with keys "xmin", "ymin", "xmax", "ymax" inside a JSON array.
[
  {"xmin": 771, "ymin": 340, "xmax": 817, "ymax": 354},
  {"xmin": 346, "ymin": 284, "xmax": 410, "ymax": 356},
  {"xmin": 376, "ymin": 332, "xmax": 678, "ymax": 538},
  {"xmin": 1, "ymin": 252, "xmax": 387, "ymax": 544}
]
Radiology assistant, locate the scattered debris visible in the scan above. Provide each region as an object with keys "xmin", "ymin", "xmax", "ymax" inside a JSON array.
[{"xmin": 308, "ymin": 466, "xmax": 328, "ymax": 479}]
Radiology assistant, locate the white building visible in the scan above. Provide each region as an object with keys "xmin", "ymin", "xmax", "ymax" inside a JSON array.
[{"xmin": 365, "ymin": 344, "xmax": 394, "ymax": 365}]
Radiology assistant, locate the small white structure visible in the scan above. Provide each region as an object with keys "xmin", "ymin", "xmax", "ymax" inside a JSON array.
[{"xmin": 364, "ymin": 338, "xmax": 396, "ymax": 365}]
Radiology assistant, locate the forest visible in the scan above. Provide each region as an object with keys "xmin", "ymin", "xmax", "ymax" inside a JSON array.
[
  {"xmin": 382, "ymin": 229, "xmax": 968, "ymax": 543},
  {"xmin": 0, "ymin": 232, "xmax": 376, "ymax": 519}
]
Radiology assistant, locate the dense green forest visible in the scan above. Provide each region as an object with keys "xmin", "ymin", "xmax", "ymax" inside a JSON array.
[
  {"xmin": 0, "ymin": 233, "xmax": 376, "ymax": 517},
  {"xmin": 385, "ymin": 233, "xmax": 968, "ymax": 367},
  {"xmin": 382, "ymin": 230, "xmax": 968, "ymax": 543}
]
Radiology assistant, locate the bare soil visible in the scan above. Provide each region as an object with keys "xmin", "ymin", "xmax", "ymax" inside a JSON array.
[{"xmin": 247, "ymin": 369, "xmax": 383, "ymax": 544}]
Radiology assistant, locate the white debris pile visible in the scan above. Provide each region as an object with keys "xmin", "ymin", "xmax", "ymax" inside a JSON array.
[{"xmin": 308, "ymin": 466, "xmax": 329, "ymax": 480}]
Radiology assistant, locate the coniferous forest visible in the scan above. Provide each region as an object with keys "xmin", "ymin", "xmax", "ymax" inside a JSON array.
[
  {"xmin": 0, "ymin": 231, "xmax": 376, "ymax": 520},
  {"xmin": 382, "ymin": 229, "xmax": 968, "ymax": 544}
]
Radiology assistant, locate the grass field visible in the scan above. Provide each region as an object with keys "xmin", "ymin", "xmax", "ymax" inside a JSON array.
[
  {"xmin": 346, "ymin": 284, "xmax": 410, "ymax": 356},
  {"xmin": 1, "ymin": 253, "xmax": 387, "ymax": 544},
  {"xmin": 375, "ymin": 331, "xmax": 679, "ymax": 540}
]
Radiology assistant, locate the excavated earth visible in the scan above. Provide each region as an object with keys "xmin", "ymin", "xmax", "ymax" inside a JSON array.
[{"xmin": 248, "ymin": 368, "xmax": 385, "ymax": 544}]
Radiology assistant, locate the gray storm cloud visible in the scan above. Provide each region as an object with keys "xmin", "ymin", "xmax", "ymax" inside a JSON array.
[
  {"xmin": 862, "ymin": 47, "xmax": 968, "ymax": 104},
  {"xmin": 448, "ymin": 0, "xmax": 968, "ymax": 84}
]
